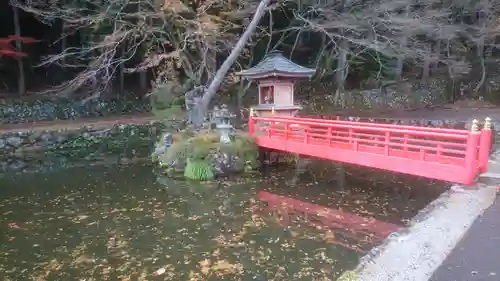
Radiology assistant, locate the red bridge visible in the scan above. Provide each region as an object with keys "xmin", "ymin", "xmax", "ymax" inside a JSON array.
[{"xmin": 248, "ymin": 115, "xmax": 493, "ymax": 185}]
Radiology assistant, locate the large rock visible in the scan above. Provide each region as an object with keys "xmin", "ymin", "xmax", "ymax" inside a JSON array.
[
  {"xmin": 6, "ymin": 136, "xmax": 24, "ymax": 147},
  {"xmin": 153, "ymin": 130, "xmax": 259, "ymax": 179},
  {"xmin": 157, "ymin": 145, "xmax": 251, "ymax": 177},
  {"xmin": 208, "ymin": 151, "xmax": 246, "ymax": 176}
]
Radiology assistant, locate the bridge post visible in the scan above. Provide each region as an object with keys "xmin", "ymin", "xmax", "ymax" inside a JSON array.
[
  {"xmin": 464, "ymin": 120, "xmax": 481, "ymax": 185},
  {"xmin": 248, "ymin": 108, "xmax": 255, "ymax": 136},
  {"xmin": 478, "ymin": 117, "xmax": 492, "ymax": 173}
]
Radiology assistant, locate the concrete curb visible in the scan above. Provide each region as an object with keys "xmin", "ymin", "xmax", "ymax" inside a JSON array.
[
  {"xmin": 340, "ymin": 144, "xmax": 500, "ymax": 281},
  {"xmin": 344, "ymin": 183, "xmax": 497, "ymax": 281}
]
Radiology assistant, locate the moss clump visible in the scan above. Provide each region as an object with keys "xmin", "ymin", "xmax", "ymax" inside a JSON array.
[
  {"xmin": 184, "ymin": 158, "xmax": 215, "ymax": 181},
  {"xmin": 157, "ymin": 130, "xmax": 259, "ymax": 180}
]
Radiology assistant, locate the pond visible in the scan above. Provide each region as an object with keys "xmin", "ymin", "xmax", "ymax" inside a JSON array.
[{"xmin": 0, "ymin": 163, "xmax": 446, "ymax": 281}]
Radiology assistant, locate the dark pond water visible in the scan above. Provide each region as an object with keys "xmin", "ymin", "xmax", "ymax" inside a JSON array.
[{"xmin": 0, "ymin": 163, "xmax": 446, "ymax": 281}]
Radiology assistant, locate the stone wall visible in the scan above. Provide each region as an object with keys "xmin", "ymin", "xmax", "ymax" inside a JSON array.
[
  {"xmin": 0, "ymin": 120, "xmax": 185, "ymax": 173},
  {"xmin": 0, "ymin": 78, "xmax": 449, "ymax": 126},
  {"xmin": 295, "ymin": 78, "xmax": 447, "ymax": 111},
  {"xmin": 0, "ymin": 97, "xmax": 151, "ymax": 124}
]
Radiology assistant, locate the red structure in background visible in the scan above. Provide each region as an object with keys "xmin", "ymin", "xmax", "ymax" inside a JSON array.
[
  {"xmin": 249, "ymin": 114, "xmax": 492, "ymax": 185},
  {"xmin": 0, "ymin": 35, "xmax": 39, "ymax": 58},
  {"xmin": 257, "ymin": 191, "xmax": 400, "ymax": 252}
]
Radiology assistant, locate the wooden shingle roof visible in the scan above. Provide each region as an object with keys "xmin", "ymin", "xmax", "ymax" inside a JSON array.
[{"xmin": 236, "ymin": 50, "xmax": 315, "ymax": 79}]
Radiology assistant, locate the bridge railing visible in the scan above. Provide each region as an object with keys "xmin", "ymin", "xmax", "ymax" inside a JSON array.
[
  {"xmin": 248, "ymin": 116, "xmax": 492, "ymax": 184},
  {"xmin": 253, "ymin": 115, "xmax": 471, "ymax": 134}
]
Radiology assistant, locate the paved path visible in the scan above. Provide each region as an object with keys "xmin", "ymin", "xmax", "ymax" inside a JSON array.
[
  {"xmin": 430, "ymin": 196, "xmax": 500, "ymax": 281},
  {"xmin": 0, "ymin": 114, "xmax": 155, "ymax": 133},
  {"xmin": 430, "ymin": 157, "xmax": 500, "ymax": 281}
]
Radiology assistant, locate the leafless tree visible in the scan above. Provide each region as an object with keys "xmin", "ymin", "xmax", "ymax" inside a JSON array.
[
  {"xmin": 462, "ymin": 0, "xmax": 500, "ymax": 95},
  {"xmin": 12, "ymin": 0, "xmax": 500, "ymax": 114},
  {"xmin": 275, "ymin": 0, "xmax": 465, "ymax": 105},
  {"xmin": 10, "ymin": 0, "xmax": 257, "ymax": 103}
]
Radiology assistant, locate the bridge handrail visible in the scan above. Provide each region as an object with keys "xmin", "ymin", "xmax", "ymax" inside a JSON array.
[
  {"xmin": 267, "ymin": 115, "xmax": 470, "ymax": 135},
  {"xmin": 250, "ymin": 116, "xmax": 470, "ymax": 140},
  {"xmin": 276, "ymin": 129, "xmax": 468, "ymax": 155}
]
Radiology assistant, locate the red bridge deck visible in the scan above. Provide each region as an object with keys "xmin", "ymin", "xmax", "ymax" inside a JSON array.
[{"xmin": 248, "ymin": 116, "xmax": 492, "ymax": 185}]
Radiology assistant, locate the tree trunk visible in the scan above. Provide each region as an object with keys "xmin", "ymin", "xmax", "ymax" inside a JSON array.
[
  {"xmin": 395, "ymin": 4, "xmax": 410, "ymax": 81},
  {"xmin": 421, "ymin": 45, "xmax": 432, "ymax": 83},
  {"xmin": 140, "ymin": 71, "xmax": 147, "ymax": 91},
  {"xmin": 446, "ymin": 39, "xmax": 458, "ymax": 102},
  {"xmin": 473, "ymin": 3, "xmax": 488, "ymax": 96},
  {"xmin": 395, "ymin": 57, "xmax": 404, "ymax": 81},
  {"xmin": 120, "ymin": 44, "xmax": 125, "ymax": 93},
  {"xmin": 333, "ymin": 0, "xmax": 349, "ymax": 108},
  {"xmin": 197, "ymin": 0, "xmax": 271, "ymax": 120},
  {"xmin": 432, "ymin": 40, "xmax": 441, "ymax": 74},
  {"xmin": 12, "ymin": 5, "xmax": 25, "ymax": 96},
  {"xmin": 61, "ymin": 25, "xmax": 66, "ymax": 66},
  {"xmin": 334, "ymin": 38, "xmax": 348, "ymax": 108},
  {"xmin": 60, "ymin": 0, "xmax": 67, "ymax": 66},
  {"xmin": 473, "ymin": 45, "xmax": 486, "ymax": 97}
]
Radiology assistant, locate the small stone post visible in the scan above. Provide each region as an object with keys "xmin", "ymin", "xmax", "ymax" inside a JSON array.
[
  {"xmin": 478, "ymin": 117, "xmax": 493, "ymax": 173},
  {"xmin": 248, "ymin": 108, "xmax": 255, "ymax": 135},
  {"xmin": 464, "ymin": 119, "xmax": 481, "ymax": 185}
]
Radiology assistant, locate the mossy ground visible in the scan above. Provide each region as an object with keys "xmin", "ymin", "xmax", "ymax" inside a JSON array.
[{"xmin": 157, "ymin": 129, "xmax": 259, "ymax": 180}]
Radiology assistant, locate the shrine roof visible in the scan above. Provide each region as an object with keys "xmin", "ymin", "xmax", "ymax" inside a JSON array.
[{"xmin": 236, "ymin": 51, "xmax": 315, "ymax": 79}]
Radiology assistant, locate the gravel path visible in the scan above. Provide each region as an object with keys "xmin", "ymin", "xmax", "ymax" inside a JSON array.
[{"xmin": 0, "ymin": 114, "xmax": 155, "ymax": 133}]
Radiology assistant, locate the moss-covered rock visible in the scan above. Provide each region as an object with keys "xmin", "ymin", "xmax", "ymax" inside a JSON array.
[{"xmin": 153, "ymin": 130, "xmax": 260, "ymax": 180}]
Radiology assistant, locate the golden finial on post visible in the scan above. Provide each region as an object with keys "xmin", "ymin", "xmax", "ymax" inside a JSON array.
[
  {"xmin": 471, "ymin": 119, "xmax": 479, "ymax": 131},
  {"xmin": 484, "ymin": 117, "xmax": 492, "ymax": 130}
]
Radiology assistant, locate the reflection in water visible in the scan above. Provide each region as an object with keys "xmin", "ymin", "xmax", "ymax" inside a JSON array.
[
  {"xmin": 0, "ymin": 163, "xmax": 444, "ymax": 280},
  {"xmin": 256, "ymin": 191, "xmax": 400, "ymax": 253},
  {"xmin": 0, "ymin": 164, "xmax": 360, "ymax": 281}
]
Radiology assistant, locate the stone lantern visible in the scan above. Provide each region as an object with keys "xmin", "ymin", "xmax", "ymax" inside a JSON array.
[
  {"xmin": 214, "ymin": 105, "xmax": 233, "ymax": 144},
  {"xmin": 236, "ymin": 50, "xmax": 316, "ymax": 117}
]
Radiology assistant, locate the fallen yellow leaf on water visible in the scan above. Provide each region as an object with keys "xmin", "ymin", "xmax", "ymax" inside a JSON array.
[
  {"xmin": 199, "ymin": 259, "xmax": 212, "ymax": 274},
  {"xmin": 121, "ymin": 272, "xmax": 137, "ymax": 281},
  {"xmin": 199, "ymin": 259, "xmax": 211, "ymax": 267},
  {"xmin": 211, "ymin": 260, "xmax": 243, "ymax": 274},
  {"xmin": 152, "ymin": 267, "xmax": 166, "ymax": 276}
]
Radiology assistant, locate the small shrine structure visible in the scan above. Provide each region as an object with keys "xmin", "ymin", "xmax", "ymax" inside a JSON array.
[{"xmin": 236, "ymin": 50, "xmax": 315, "ymax": 117}]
